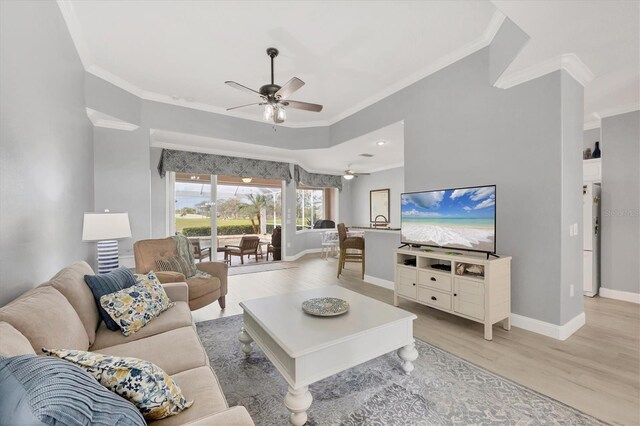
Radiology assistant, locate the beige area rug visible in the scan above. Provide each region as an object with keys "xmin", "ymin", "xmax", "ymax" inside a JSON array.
[{"xmin": 228, "ymin": 261, "xmax": 298, "ymax": 276}]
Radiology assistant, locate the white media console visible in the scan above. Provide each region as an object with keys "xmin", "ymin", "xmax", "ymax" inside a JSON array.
[{"xmin": 393, "ymin": 247, "xmax": 512, "ymax": 340}]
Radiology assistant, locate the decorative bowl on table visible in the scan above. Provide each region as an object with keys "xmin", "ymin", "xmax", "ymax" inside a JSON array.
[{"xmin": 302, "ymin": 297, "xmax": 349, "ymax": 317}]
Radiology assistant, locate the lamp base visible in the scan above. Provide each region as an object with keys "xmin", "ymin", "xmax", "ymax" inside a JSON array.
[{"xmin": 97, "ymin": 240, "xmax": 119, "ymax": 274}]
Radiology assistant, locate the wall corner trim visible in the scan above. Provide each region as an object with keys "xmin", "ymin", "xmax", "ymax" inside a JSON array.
[
  {"xmin": 599, "ymin": 288, "xmax": 640, "ymax": 304},
  {"xmin": 363, "ymin": 275, "xmax": 395, "ymax": 290},
  {"xmin": 494, "ymin": 53, "xmax": 594, "ymax": 90},
  {"xmin": 511, "ymin": 311, "xmax": 585, "ymax": 340}
]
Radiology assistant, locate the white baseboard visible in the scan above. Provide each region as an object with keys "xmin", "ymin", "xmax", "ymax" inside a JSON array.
[
  {"xmin": 363, "ymin": 275, "xmax": 395, "ymax": 290},
  {"xmin": 283, "ymin": 248, "xmax": 323, "ymax": 262},
  {"xmin": 599, "ymin": 287, "xmax": 640, "ymax": 304},
  {"xmin": 511, "ymin": 311, "xmax": 585, "ymax": 341}
]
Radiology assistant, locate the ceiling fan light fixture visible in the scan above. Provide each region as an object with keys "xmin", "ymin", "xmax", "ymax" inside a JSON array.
[
  {"xmin": 343, "ymin": 173, "xmax": 355, "ymax": 180},
  {"xmin": 274, "ymin": 105, "xmax": 286, "ymax": 123},
  {"xmin": 242, "ymin": 177, "xmax": 252, "ymax": 183},
  {"xmin": 263, "ymin": 104, "xmax": 274, "ymax": 122}
]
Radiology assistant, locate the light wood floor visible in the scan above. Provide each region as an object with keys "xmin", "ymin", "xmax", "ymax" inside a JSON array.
[{"xmin": 193, "ymin": 254, "xmax": 640, "ymax": 426}]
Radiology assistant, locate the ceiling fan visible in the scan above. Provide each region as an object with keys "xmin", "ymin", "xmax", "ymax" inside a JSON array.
[
  {"xmin": 343, "ymin": 168, "xmax": 370, "ymax": 180},
  {"xmin": 225, "ymin": 47, "xmax": 323, "ymax": 124}
]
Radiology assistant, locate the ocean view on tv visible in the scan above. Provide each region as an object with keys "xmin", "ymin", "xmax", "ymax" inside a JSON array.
[{"xmin": 401, "ymin": 186, "xmax": 496, "ymax": 252}]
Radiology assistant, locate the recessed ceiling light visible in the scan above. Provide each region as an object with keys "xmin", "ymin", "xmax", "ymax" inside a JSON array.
[{"xmin": 376, "ymin": 140, "xmax": 386, "ymax": 146}]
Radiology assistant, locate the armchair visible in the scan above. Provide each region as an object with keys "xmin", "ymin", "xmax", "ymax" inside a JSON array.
[
  {"xmin": 225, "ymin": 236, "xmax": 260, "ymax": 265},
  {"xmin": 133, "ymin": 237, "xmax": 228, "ymax": 310}
]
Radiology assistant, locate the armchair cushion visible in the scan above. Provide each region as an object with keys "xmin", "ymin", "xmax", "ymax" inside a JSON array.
[
  {"xmin": 0, "ymin": 322, "xmax": 36, "ymax": 357},
  {"xmin": 154, "ymin": 271, "xmax": 187, "ymax": 284}
]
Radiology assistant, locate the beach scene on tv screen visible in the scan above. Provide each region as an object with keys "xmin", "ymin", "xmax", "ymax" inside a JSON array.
[{"xmin": 401, "ymin": 186, "xmax": 495, "ymax": 252}]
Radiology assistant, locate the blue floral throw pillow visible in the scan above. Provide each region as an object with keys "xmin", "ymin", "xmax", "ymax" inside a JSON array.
[
  {"xmin": 43, "ymin": 349, "xmax": 192, "ymax": 420},
  {"xmin": 100, "ymin": 272, "xmax": 174, "ymax": 336}
]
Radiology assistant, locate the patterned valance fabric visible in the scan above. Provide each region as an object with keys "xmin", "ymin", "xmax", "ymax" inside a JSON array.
[
  {"xmin": 158, "ymin": 149, "xmax": 292, "ymax": 182},
  {"xmin": 294, "ymin": 165, "xmax": 342, "ymax": 190}
]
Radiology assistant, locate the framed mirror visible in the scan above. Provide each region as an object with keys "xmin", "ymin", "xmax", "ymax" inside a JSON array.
[{"xmin": 370, "ymin": 188, "xmax": 390, "ymax": 225}]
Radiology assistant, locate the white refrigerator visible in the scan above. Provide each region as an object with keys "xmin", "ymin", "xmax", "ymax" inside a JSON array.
[{"xmin": 583, "ymin": 183, "xmax": 601, "ymax": 297}]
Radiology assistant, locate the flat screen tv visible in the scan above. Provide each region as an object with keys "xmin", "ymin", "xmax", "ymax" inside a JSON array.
[{"xmin": 401, "ymin": 185, "xmax": 496, "ymax": 254}]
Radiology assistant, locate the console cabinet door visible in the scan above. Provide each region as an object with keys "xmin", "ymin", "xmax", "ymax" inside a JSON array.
[
  {"xmin": 453, "ymin": 278, "xmax": 485, "ymax": 320},
  {"xmin": 396, "ymin": 267, "xmax": 417, "ymax": 299}
]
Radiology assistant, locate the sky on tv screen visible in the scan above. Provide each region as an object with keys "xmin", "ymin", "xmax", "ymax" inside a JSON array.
[{"xmin": 401, "ymin": 186, "xmax": 495, "ymax": 251}]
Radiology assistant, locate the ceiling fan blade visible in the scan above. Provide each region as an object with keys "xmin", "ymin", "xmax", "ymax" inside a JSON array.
[
  {"xmin": 354, "ymin": 173, "xmax": 371, "ymax": 176},
  {"xmin": 275, "ymin": 77, "xmax": 305, "ymax": 99},
  {"xmin": 226, "ymin": 102, "xmax": 262, "ymax": 111},
  {"xmin": 225, "ymin": 81, "xmax": 263, "ymax": 97},
  {"xmin": 284, "ymin": 100, "xmax": 323, "ymax": 112}
]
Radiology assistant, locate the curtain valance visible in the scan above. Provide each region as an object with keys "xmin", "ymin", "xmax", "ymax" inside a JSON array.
[
  {"xmin": 158, "ymin": 149, "xmax": 292, "ymax": 182},
  {"xmin": 294, "ymin": 165, "xmax": 342, "ymax": 190}
]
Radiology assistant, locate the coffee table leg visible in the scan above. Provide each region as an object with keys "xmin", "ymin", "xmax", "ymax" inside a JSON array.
[
  {"xmin": 238, "ymin": 327, "xmax": 253, "ymax": 355},
  {"xmin": 284, "ymin": 385, "xmax": 312, "ymax": 426},
  {"xmin": 397, "ymin": 341, "xmax": 419, "ymax": 375}
]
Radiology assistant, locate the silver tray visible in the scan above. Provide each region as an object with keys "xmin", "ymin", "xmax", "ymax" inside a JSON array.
[{"xmin": 301, "ymin": 297, "xmax": 349, "ymax": 317}]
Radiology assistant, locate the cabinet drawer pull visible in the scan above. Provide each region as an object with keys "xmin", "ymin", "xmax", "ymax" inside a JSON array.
[
  {"xmin": 454, "ymin": 293, "xmax": 457, "ymax": 296},
  {"xmin": 431, "ymin": 296, "xmax": 437, "ymax": 301},
  {"xmin": 430, "ymin": 277, "xmax": 436, "ymax": 281},
  {"xmin": 412, "ymin": 283, "xmax": 416, "ymax": 286}
]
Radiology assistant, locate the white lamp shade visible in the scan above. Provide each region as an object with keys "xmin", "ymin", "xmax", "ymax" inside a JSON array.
[{"xmin": 82, "ymin": 212, "xmax": 132, "ymax": 241}]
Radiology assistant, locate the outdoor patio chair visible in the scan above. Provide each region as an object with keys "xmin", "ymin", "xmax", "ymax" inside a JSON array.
[{"xmin": 225, "ymin": 235, "xmax": 261, "ymax": 265}]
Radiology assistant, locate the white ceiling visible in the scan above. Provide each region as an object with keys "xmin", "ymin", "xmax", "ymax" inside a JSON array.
[
  {"xmin": 151, "ymin": 121, "xmax": 404, "ymax": 175},
  {"xmin": 62, "ymin": 0, "xmax": 498, "ymax": 126},
  {"xmin": 60, "ymin": 0, "xmax": 639, "ymax": 173},
  {"xmin": 492, "ymin": 0, "xmax": 640, "ymax": 127}
]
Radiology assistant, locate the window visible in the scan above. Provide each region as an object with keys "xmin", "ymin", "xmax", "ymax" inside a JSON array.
[
  {"xmin": 296, "ymin": 186, "xmax": 337, "ymax": 231},
  {"xmin": 174, "ymin": 174, "xmax": 212, "ymax": 237}
]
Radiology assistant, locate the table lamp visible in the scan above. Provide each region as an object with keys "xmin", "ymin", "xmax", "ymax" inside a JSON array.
[{"xmin": 82, "ymin": 211, "xmax": 132, "ymax": 274}]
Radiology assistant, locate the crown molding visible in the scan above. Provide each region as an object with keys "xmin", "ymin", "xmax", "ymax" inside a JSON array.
[
  {"xmin": 583, "ymin": 119, "xmax": 601, "ymax": 131},
  {"xmin": 58, "ymin": 1, "xmax": 506, "ymax": 129},
  {"xmin": 56, "ymin": 0, "xmax": 91, "ymax": 69},
  {"xmin": 494, "ymin": 53, "xmax": 595, "ymax": 89},
  {"xmin": 86, "ymin": 108, "xmax": 139, "ymax": 131},
  {"xmin": 598, "ymin": 103, "xmax": 640, "ymax": 119},
  {"xmin": 324, "ymin": 10, "xmax": 506, "ymax": 125}
]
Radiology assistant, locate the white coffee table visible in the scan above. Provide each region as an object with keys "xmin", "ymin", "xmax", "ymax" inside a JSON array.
[{"xmin": 238, "ymin": 287, "xmax": 418, "ymax": 425}]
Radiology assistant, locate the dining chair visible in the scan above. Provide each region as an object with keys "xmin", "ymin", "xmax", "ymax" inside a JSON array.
[{"xmin": 337, "ymin": 223, "xmax": 365, "ymax": 279}]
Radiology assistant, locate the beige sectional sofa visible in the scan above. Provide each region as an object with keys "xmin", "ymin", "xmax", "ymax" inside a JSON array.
[{"xmin": 0, "ymin": 261, "xmax": 254, "ymax": 425}]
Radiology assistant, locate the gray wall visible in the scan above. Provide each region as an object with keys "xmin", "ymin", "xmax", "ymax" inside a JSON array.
[
  {"xmin": 348, "ymin": 167, "xmax": 404, "ymax": 228},
  {"xmin": 93, "ymin": 128, "xmax": 151, "ymax": 255},
  {"xmin": 0, "ymin": 1, "xmax": 94, "ymax": 305},
  {"xmin": 583, "ymin": 128, "xmax": 600, "ymax": 153},
  {"xmin": 601, "ymin": 111, "xmax": 640, "ymax": 294},
  {"xmin": 559, "ymin": 72, "xmax": 585, "ymax": 323}
]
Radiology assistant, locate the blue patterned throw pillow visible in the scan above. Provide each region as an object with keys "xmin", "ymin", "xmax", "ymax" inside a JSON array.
[
  {"xmin": 100, "ymin": 271, "xmax": 174, "ymax": 336},
  {"xmin": 43, "ymin": 349, "xmax": 192, "ymax": 420},
  {"xmin": 0, "ymin": 354, "xmax": 145, "ymax": 425},
  {"xmin": 85, "ymin": 267, "xmax": 138, "ymax": 331}
]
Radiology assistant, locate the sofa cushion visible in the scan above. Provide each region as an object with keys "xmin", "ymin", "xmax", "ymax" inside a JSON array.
[
  {"xmin": 91, "ymin": 301, "xmax": 192, "ymax": 350},
  {"xmin": 44, "ymin": 349, "xmax": 192, "ymax": 421},
  {"xmin": 149, "ymin": 366, "xmax": 228, "ymax": 426},
  {"xmin": 94, "ymin": 326, "xmax": 208, "ymax": 376},
  {"xmin": 47, "ymin": 261, "xmax": 100, "ymax": 346},
  {"xmin": 186, "ymin": 276, "xmax": 220, "ymax": 300},
  {"xmin": 0, "ymin": 286, "xmax": 89, "ymax": 354},
  {"xmin": 84, "ymin": 267, "xmax": 138, "ymax": 331},
  {"xmin": 0, "ymin": 354, "xmax": 145, "ymax": 426},
  {"xmin": 0, "ymin": 322, "xmax": 36, "ymax": 357}
]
